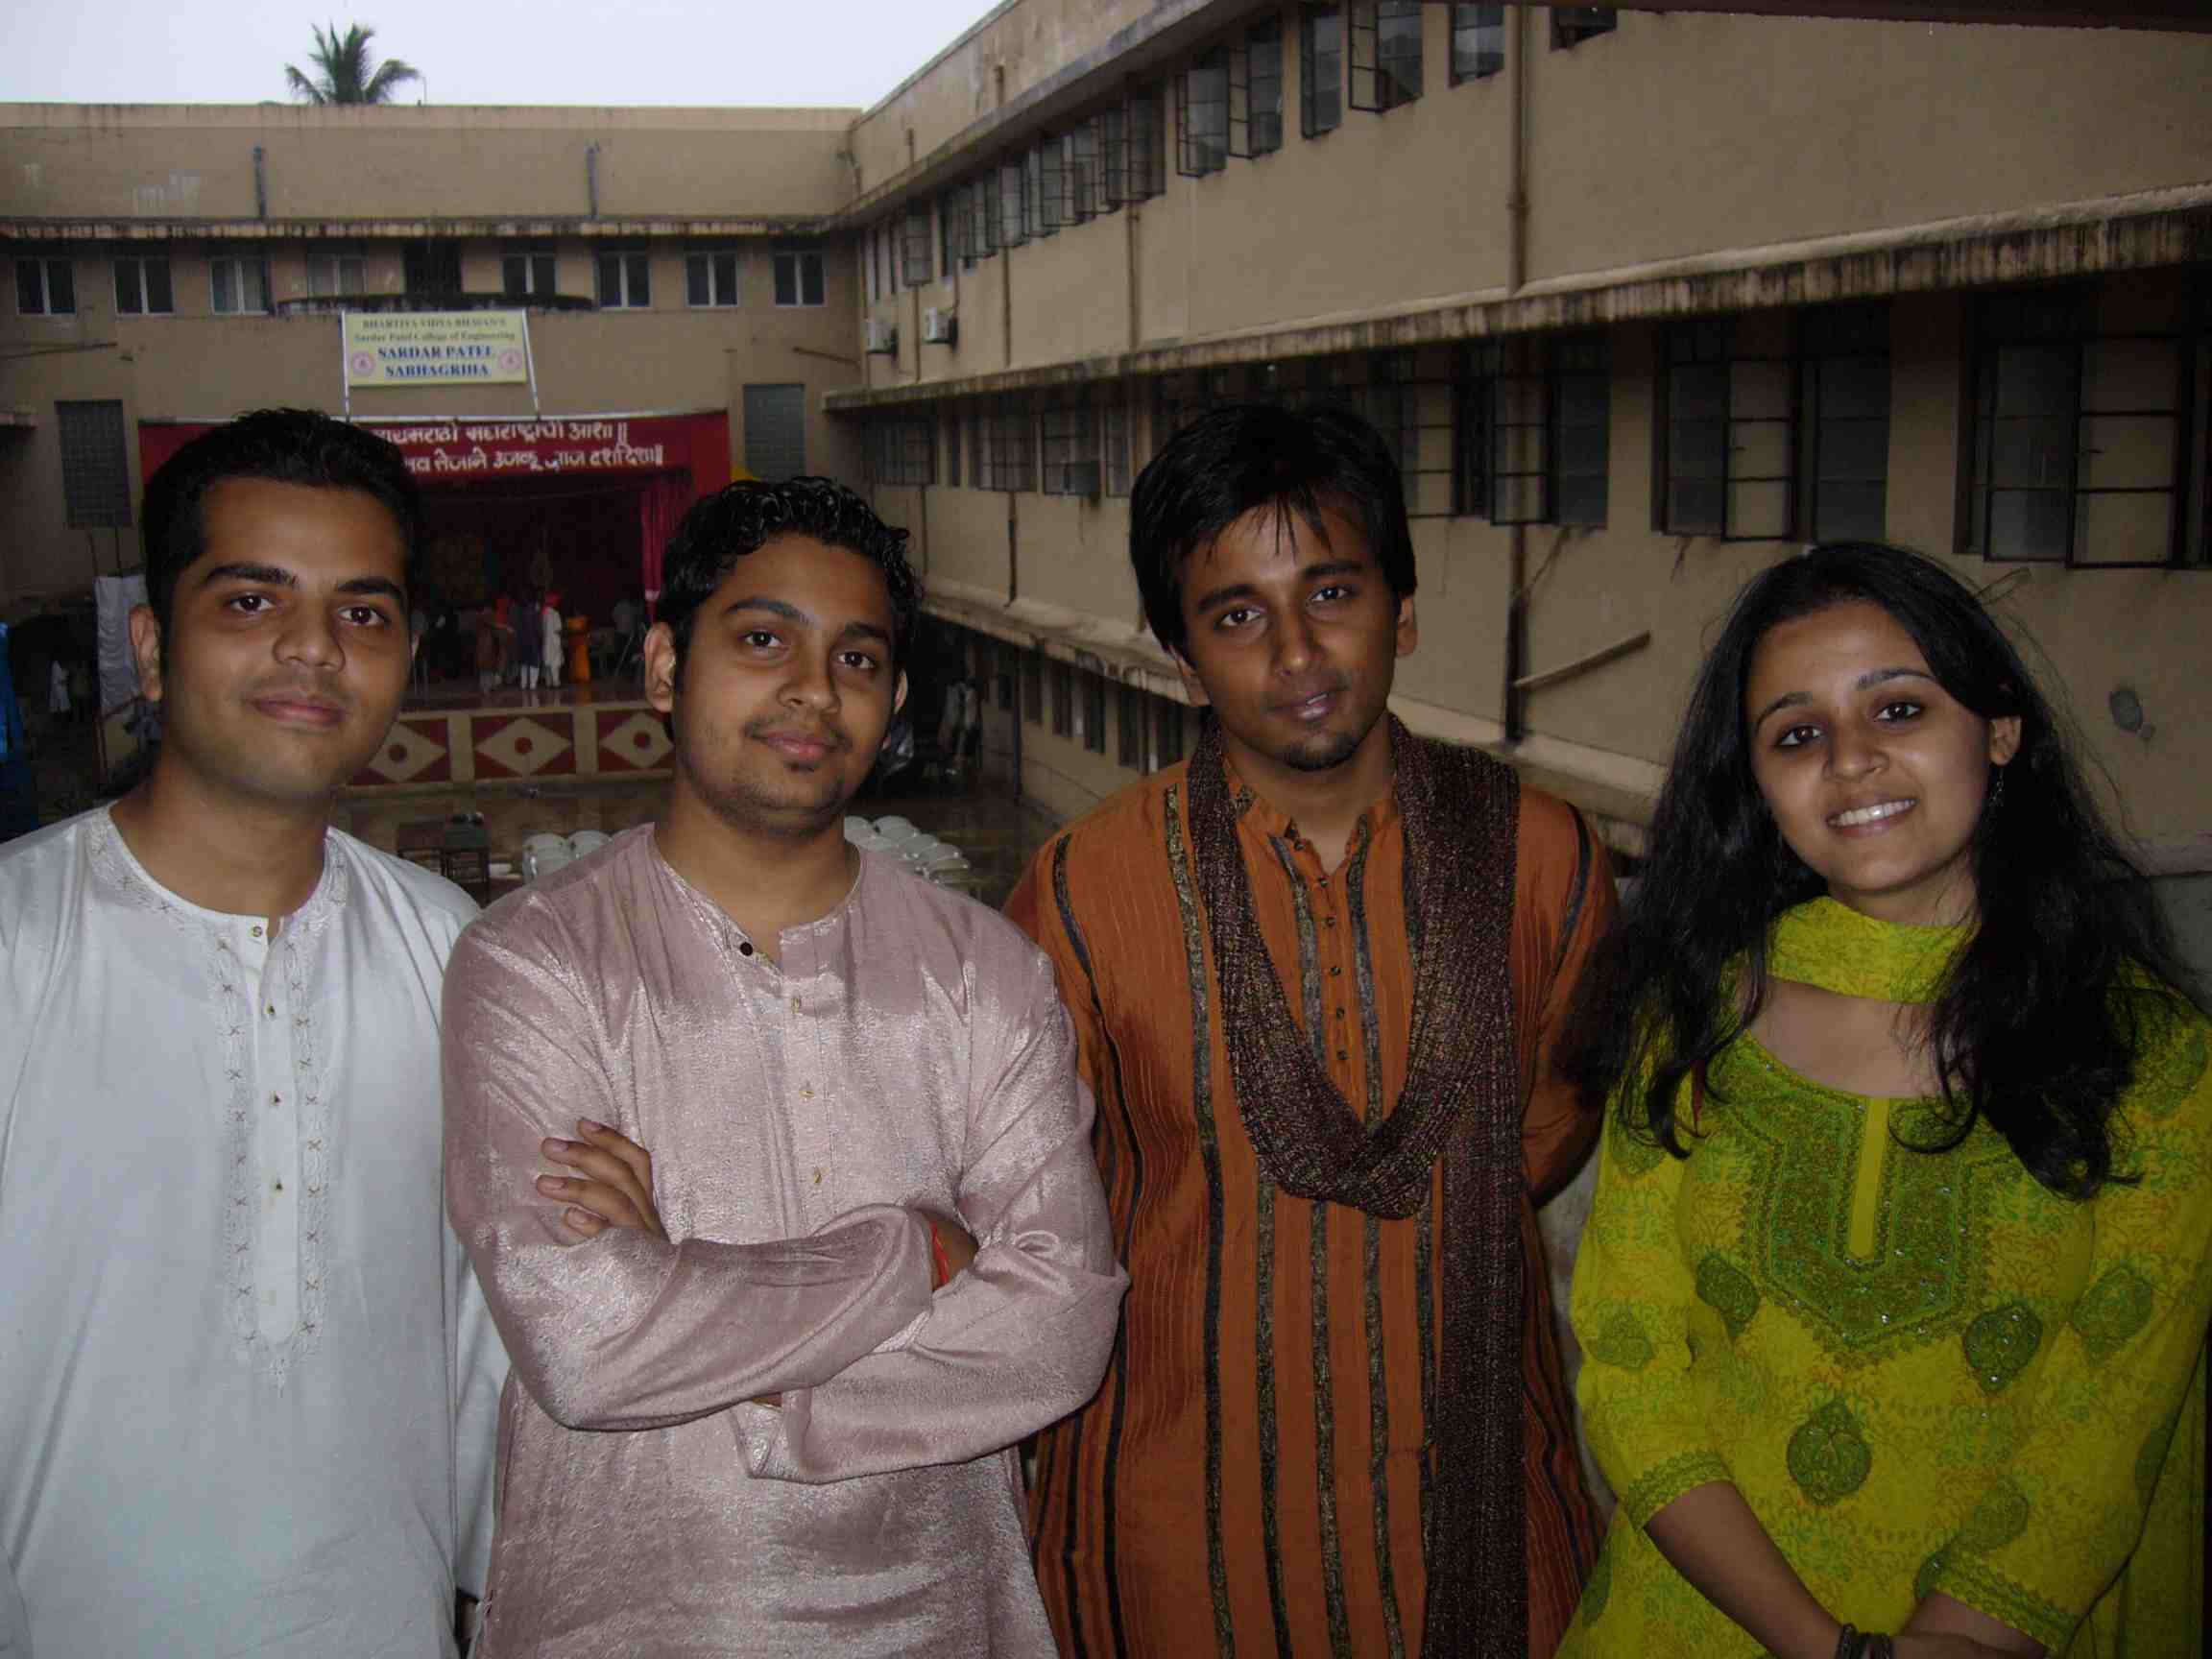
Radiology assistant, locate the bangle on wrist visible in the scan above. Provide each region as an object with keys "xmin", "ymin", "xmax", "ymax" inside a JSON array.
[{"xmin": 927, "ymin": 1222, "xmax": 951, "ymax": 1289}]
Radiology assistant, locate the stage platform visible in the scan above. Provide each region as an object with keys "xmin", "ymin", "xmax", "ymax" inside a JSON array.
[{"xmin": 349, "ymin": 675, "xmax": 671, "ymax": 792}]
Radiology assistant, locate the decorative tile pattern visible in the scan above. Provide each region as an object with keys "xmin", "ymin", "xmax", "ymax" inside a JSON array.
[
  {"xmin": 354, "ymin": 716, "xmax": 451, "ymax": 786},
  {"xmin": 598, "ymin": 710, "xmax": 674, "ymax": 772},
  {"xmin": 474, "ymin": 714, "xmax": 577, "ymax": 780}
]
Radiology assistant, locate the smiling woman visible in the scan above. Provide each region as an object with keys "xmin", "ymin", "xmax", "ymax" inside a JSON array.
[{"xmin": 1555, "ymin": 542, "xmax": 2211, "ymax": 1659}]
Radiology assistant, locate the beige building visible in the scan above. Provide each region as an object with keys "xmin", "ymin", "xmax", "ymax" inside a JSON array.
[
  {"xmin": 828, "ymin": 0, "xmax": 2211, "ymax": 950},
  {"xmin": 3, "ymin": 6, "xmax": 2208, "ymax": 946}
]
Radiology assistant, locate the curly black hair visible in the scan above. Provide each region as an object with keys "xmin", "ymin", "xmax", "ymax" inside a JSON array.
[{"xmin": 656, "ymin": 475, "xmax": 922, "ymax": 672}]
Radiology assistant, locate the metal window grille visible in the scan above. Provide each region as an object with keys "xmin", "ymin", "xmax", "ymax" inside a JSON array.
[
  {"xmin": 114, "ymin": 255, "xmax": 174, "ymax": 316},
  {"xmin": 945, "ymin": 406, "xmax": 963, "ymax": 488},
  {"xmin": 939, "ymin": 190, "xmax": 960, "ymax": 273},
  {"xmin": 1103, "ymin": 391, "xmax": 1133, "ymax": 496},
  {"xmin": 998, "ymin": 161, "xmax": 1030, "ymax": 250},
  {"xmin": 404, "ymin": 239, "xmax": 464, "ymax": 296},
  {"xmin": 902, "ymin": 202, "xmax": 934, "ymax": 287},
  {"xmin": 16, "ymin": 256, "xmax": 76, "ymax": 316},
  {"xmin": 1177, "ymin": 51, "xmax": 1229, "ymax": 178},
  {"xmin": 1097, "ymin": 107, "xmax": 1130, "ymax": 208},
  {"xmin": 1041, "ymin": 396, "xmax": 1102, "ymax": 495},
  {"xmin": 971, "ymin": 176, "xmax": 1001, "ymax": 260},
  {"xmin": 1301, "ymin": 6, "xmax": 1344, "ymax": 136},
  {"xmin": 1553, "ymin": 7, "xmax": 1619, "ymax": 48},
  {"xmin": 502, "ymin": 247, "xmax": 555, "ymax": 300},
  {"xmin": 1450, "ymin": 4, "xmax": 1504, "ymax": 83},
  {"xmin": 1242, "ymin": 21, "xmax": 1285, "ymax": 156},
  {"xmin": 1022, "ymin": 147, "xmax": 1051, "ymax": 239},
  {"xmin": 1065, "ymin": 125, "xmax": 1100, "ymax": 223},
  {"xmin": 1455, "ymin": 342, "xmax": 1503, "ymax": 518},
  {"xmin": 58, "ymin": 400, "xmax": 132, "ymax": 529},
  {"xmin": 1036, "ymin": 139, "xmax": 1070, "ymax": 233},
  {"xmin": 980, "ymin": 397, "xmax": 1036, "ymax": 493},
  {"xmin": 1050, "ymin": 661, "xmax": 1073, "ymax": 738},
  {"xmin": 596, "ymin": 245, "xmax": 651, "ymax": 309},
  {"xmin": 1349, "ymin": 350, "xmax": 1453, "ymax": 517},
  {"xmin": 1082, "ymin": 672, "xmax": 1108, "ymax": 755},
  {"xmin": 1968, "ymin": 288, "xmax": 2188, "ymax": 566},
  {"xmin": 772, "ymin": 249, "xmax": 825, "ymax": 306},
  {"xmin": 1661, "ymin": 317, "xmax": 1794, "ymax": 539},
  {"xmin": 209, "ymin": 254, "xmax": 269, "ymax": 315},
  {"xmin": 742, "ymin": 383, "xmax": 806, "ymax": 480},
  {"xmin": 1153, "ymin": 697, "xmax": 1185, "ymax": 767},
  {"xmin": 1118, "ymin": 683, "xmax": 1145, "ymax": 769},
  {"xmin": 686, "ymin": 249, "xmax": 740, "ymax": 307},
  {"xmin": 1551, "ymin": 331, "xmax": 1612, "ymax": 528},
  {"xmin": 1022, "ymin": 651, "xmax": 1045, "ymax": 726},
  {"xmin": 1127, "ymin": 90, "xmax": 1166, "ymax": 200},
  {"xmin": 869, "ymin": 418, "xmax": 935, "ymax": 488},
  {"xmin": 1350, "ymin": 2, "xmax": 1423, "ymax": 112},
  {"xmin": 1799, "ymin": 301, "xmax": 1890, "ymax": 543},
  {"xmin": 994, "ymin": 638, "xmax": 1015, "ymax": 710}
]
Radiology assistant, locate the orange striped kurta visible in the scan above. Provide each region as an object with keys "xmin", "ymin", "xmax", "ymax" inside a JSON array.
[{"xmin": 1006, "ymin": 757, "xmax": 1613, "ymax": 1659}]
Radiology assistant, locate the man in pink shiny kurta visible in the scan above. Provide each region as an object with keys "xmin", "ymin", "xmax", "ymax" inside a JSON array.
[{"xmin": 443, "ymin": 478, "xmax": 1125, "ymax": 1656}]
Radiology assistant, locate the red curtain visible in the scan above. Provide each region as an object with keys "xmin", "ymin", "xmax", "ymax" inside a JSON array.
[{"xmin": 637, "ymin": 472, "xmax": 689, "ymax": 620}]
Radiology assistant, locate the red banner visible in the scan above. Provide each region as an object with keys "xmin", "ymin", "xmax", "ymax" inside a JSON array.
[{"xmin": 139, "ymin": 411, "xmax": 730, "ymax": 491}]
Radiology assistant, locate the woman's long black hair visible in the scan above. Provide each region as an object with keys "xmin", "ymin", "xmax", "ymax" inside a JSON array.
[{"xmin": 1561, "ymin": 541, "xmax": 2199, "ymax": 1199}]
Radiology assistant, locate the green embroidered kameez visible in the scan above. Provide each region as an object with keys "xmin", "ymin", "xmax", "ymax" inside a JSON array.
[{"xmin": 1562, "ymin": 899, "xmax": 2211, "ymax": 1655}]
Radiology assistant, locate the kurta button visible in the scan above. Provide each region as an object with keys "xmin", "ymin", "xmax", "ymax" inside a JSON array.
[
  {"xmin": 812, "ymin": 1167, "xmax": 823, "ymax": 1185},
  {"xmin": 800, "ymin": 1085, "xmax": 814, "ymax": 1099},
  {"xmin": 1335, "ymin": 1049, "xmax": 1349, "ymax": 1062},
  {"xmin": 250, "ymin": 925, "xmax": 263, "ymax": 939},
  {"xmin": 737, "ymin": 941, "xmax": 755, "ymax": 957},
  {"xmin": 265, "ymin": 1004, "xmax": 276, "ymax": 1017},
  {"xmin": 1329, "ymin": 965, "xmax": 1342, "ymax": 977},
  {"xmin": 791, "ymin": 996, "xmax": 802, "ymax": 1012}
]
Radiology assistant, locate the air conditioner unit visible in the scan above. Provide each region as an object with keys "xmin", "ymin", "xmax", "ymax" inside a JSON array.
[
  {"xmin": 921, "ymin": 306, "xmax": 958, "ymax": 347},
  {"xmin": 863, "ymin": 318, "xmax": 898, "ymax": 354}
]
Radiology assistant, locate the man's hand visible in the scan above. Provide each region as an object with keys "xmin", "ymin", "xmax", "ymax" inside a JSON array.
[
  {"xmin": 914, "ymin": 1208, "xmax": 979, "ymax": 1282},
  {"xmin": 539, "ymin": 1118, "xmax": 666, "ymax": 1241}
]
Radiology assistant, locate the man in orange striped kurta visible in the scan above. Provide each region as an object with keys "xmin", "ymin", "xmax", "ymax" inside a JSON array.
[{"xmin": 1007, "ymin": 403, "xmax": 1612, "ymax": 1657}]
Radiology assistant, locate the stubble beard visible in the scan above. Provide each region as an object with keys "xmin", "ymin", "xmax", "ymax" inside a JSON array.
[{"xmin": 674, "ymin": 742, "xmax": 855, "ymax": 843}]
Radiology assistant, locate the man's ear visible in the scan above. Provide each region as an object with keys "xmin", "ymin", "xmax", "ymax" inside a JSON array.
[
  {"xmin": 642, "ymin": 622, "xmax": 681, "ymax": 715},
  {"xmin": 127, "ymin": 605, "xmax": 165, "ymax": 704},
  {"xmin": 892, "ymin": 669, "xmax": 909, "ymax": 718},
  {"xmin": 1171, "ymin": 648, "xmax": 1212, "ymax": 709},
  {"xmin": 1395, "ymin": 593, "xmax": 1418, "ymax": 659}
]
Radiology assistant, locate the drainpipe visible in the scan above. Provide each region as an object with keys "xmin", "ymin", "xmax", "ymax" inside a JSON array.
[
  {"xmin": 1503, "ymin": 4, "xmax": 1532, "ymax": 745},
  {"xmin": 252, "ymin": 146, "xmax": 267, "ymax": 219},
  {"xmin": 586, "ymin": 144, "xmax": 601, "ymax": 218}
]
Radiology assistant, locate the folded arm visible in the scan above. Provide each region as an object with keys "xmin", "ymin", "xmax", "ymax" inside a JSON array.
[
  {"xmin": 442, "ymin": 918, "xmax": 938, "ymax": 1431},
  {"xmin": 744, "ymin": 949, "xmax": 1127, "ymax": 1482}
]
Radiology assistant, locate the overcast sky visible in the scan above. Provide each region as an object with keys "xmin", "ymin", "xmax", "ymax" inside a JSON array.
[{"xmin": 1, "ymin": 0, "xmax": 1001, "ymax": 109}]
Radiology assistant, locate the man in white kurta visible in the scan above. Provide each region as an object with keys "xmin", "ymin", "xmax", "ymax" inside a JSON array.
[
  {"xmin": 0, "ymin": 408, "xmax": 505, "ymax": 1658},
  {"xmin": 0, "ymin": 811, "xmax": 502, "ymax": 1657}
]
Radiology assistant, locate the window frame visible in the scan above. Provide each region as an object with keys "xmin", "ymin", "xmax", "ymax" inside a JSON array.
[
  {"xmin": 1301, "ymin": 5, "xmax": 1345, "ymax": 137},
  {"xmin": 1082, "ymin": 671, "xmax": 1108, "ymax": 756},
  {"xmin": 978, "ymin": 397, "xmax": 1038, "ymax": 493},
  {"xmin": 1050, "ymin": 660, "xmax": 1074, "ymax": 739},
  {"xmin": 771, "ymin": 246, "xmax": 827, "ymax": 308},
  {"xmin": 867, "ymin": 415, "xmax": 937, "ymax": 488},
  {"xmin": 1657, "ymin": 316, "xmax": 1798, "ymax": 541},
  {"xmin": 208, "ymin": 251, "xmax": 271, "ymax": 316},
  {"xmin": 902, "ymin": 201, "xmax": 934, "ymax": 288},
  {"xmin": 1552, "ymin": 6, "xmax": 1620, "ymax": 48},
  {"xmin": 57, "ymin": 399, "xmax": 132, "ymax": 529},
  {"xmin": 1177, "ymin": 49, "xmax": 1230, "ymax": 178},
  {"xmin": 1450, "ymin": 4, "xmax": 1505, "ymax": 84},
  {"xmin": 1041, "ymin": 393, "xmax": 1103, "ymax": 496},
  {"xmin": 1797, "ymin": 301, "xmax": 1892, "ymax": 544},
  {"xmin": 501, "ymin": 243, "xmax": 557, "ymax": 301},
  {"xmin": 1240, "ymin": 19, "xmax": 1286, "ymax": 156},
  {"xmin": 1350, "ymin": 1, "xmax": 1424, "ymax": 113},
  {"xmin": 685, "ymin": 246, "xmax": 742, "ymax": 309},
  {"xmin": 112, "ymin": 252, "xmax": 174, "ymax": 316},
  {"xmin": 308, "ymin": 247, "xmax": 369, "ymax": 300},
  {"xmin": 596, "ymin": 243, "xmax": 653, "ymax": 310},
  {"xmin": 15, "ymin": 254, "xmax": 77, "ymax": 316}
]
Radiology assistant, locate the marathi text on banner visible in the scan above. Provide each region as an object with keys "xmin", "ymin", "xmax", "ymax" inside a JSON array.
[
  {"xmin": 343, "ymin": 311, "xmax": 531, "ymax": 388},
  {"xmin": 370, "ymin": 417, "xmax": 671, "ymax": 479}
]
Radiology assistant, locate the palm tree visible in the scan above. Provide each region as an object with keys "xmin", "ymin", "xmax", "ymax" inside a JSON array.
[{"xmin": 285, "ymin": 23, "xmax": 421, "ymax": 105}]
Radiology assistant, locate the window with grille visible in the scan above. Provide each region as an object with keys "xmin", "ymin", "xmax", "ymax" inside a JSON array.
[
  {"xmin": 1660, "ymin": 315, "xmax": 1794, "ymax": 539},
  {"xmin": 1178, "ymin": 50, "xmax": 1230, "ymax": 178},
  {"xmin": 772, "ymin": 247, "xmax": 826, "ymax": 307},
  {"xmin": 742, "ymin": 383, "xmax": 806, "ymax": 480},
  {"xmin": 1050, "ymin": 661, "xmax": 1074, "ymax": 738},
  {"xmin": 1118, "ymin": 684, "xmax": 1145, "ymax": 769},
  {"xmin": 404, "ymin": 239, "xmax": 464, "ymax": 297},
  {"xmin": 1154, "ymin": 697, "xmax": 1186, "ymax": 768},
  {"xmin": 114, "ymin": 254, "xmax": 174, "ymax": 316},
  {"xmin": 1241, "ymin": 21, "xmax": 1285, "ymax": 156},
  {"xmin": 596, "ymin": 244, "xmax": 652, "ymax": 309},
  {"xmin": 1456, "ymin": 333, "xmax": 1610, "ymax": 527},
  {"xmin": 1023, "ymin": 651, "xmax": 1045, "ymax": 726},
  {"xmin": 868, "ymin": 417, "xmax": 936, "ymax": 488},
  {"xmin": 945, "ymin": 407, "xmax": 963, "ymax": 488},
  {"xmin": 1065, "ymin": 124, "xmax": 1101, "ymax": 222},
  {"xmin": 1302, "ymin": 6, "xmax": 1345, "ymax": 136},
  {"xmin": 16, "ymin": 255, "xmax": 76, "ymax": 316},
  {"xmin": 502, "ymin": 244, "xmax": 556, "ymax": 300},
  {"xmin": 1967, "ymin": 286, "xmax": 2194, "ymax": 566},
  {"xmin": 1799, "ymin": 301, "xmax": 1890, "ymax": 543},
  {"xmin": 1022, "ymin": 148, "xmax": 1053, "ymax": 240},
  {"xmin": 979, "ymin": 398, "xmax": 1037, "ymax": 493},
  {"xmin": 1351, "ymin": 350, "xmax": 1454, "ymax": 517},
  {"xmin": 1082, "ymin": 672, "xmax": 1108, "ymax": 755},
  {"xmin": 210, "ymin": 253, "xmax": 270, "ymax": 315},
  {"xmin": 1554, "ymin": 7, "xmax": 1619, "ymax": 47},
  {"xmin": 1042, "ymin": 396, "xmax": 1102, "ymax": 496},
  {"xmin": 686, "ymin": 247, "xmax": 741, "ymax": 308},
  {"xmin": 902, "ymin": 202, "xmax": 934, "ymax": 287},
  {"xmin": 939, "ymin": 190, "xmax": 960, "ymax": 274},
  {"xmin": 1552, "ymin": 332, "xmax": 1612, "ymax": 527},
  {"xmin": 1451, "ymin": 4, "xmax": 1504, "ymax": 82},
  {"xmin": 309, "ymin": 249, "xmax": 368, "ymax": 299},
  {"xmin": 58, "ymin": 400, "xmax": 132, "ymax": 529},
  {"xmin": 1103, "ymin": 391, "xmax": 1133, "ymax": 496},
  {"xmin": 998, "ymin": 161, "xmax": 1030, "ymax": 250},
  {"xmin": 1351, "ymin": 2, "xmax": 1423, "ymax": 112},
  {"xmin": 1125, "ymin": 90, "xmax": 1166, "ymax": 201}
]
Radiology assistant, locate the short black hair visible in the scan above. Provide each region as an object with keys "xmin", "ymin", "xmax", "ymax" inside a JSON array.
[
  {"xmin": 1129, "ymin": 401, "xmax": 1417, "ymax": 658},
  {"xmin": 140, "ymin": 408, "xmax": 422, "ymax": 638},
  {"xmin": 657, "ymin": 475, "xmax": 922, "ymax": 671}
]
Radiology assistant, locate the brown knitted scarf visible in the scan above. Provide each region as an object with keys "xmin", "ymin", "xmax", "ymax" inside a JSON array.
[{"xmin": 1186, "ymin": 714, "xmax": 1525, "ymax": 1656}]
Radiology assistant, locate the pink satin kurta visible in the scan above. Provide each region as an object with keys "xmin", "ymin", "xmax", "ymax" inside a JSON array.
[{"xmin": 443, "ymin": 827, "xmax": 1125, "ymax": 1657}]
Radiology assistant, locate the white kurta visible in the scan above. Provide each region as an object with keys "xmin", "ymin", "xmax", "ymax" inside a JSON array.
[{"xmin": 0, "ymin": 807, "xmax": 506, "ymax": 1659}]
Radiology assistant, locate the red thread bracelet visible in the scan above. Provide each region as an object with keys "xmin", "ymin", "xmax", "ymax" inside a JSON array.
[{"xmin": 928, "ymin": 1223, "xmax": 951, "ymax": 1289}]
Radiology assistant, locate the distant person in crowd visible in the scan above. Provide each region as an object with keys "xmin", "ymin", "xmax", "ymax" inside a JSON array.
[
  {"xmin": 540, "ymin": 589, "xmax": 564, "ymax": 690},
  {"xmin": 442, "ymin": 475, "xmax": 1125, "ymax": 1655},
  {"xmin": 0, "ymin": 408, "xmax": 505, "ymax": 1656},
  {"xmin": 47, "ymin": 656, "xmax": 71, "ymax": 725},
  {"xmin": 1009, "ymin": 403, "xmax": 1614, "ymax": 1657},
  {"xmin": 1558, "ymin": 542, "xmax": 2210, "ymax": 1659},
  {"xmin": 512, "ymin": 586, "xmax": 544, "ymax": 694},
  {"xmin": 474, "ymin": 602, "xmax": 500, "ymax": 695}
]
